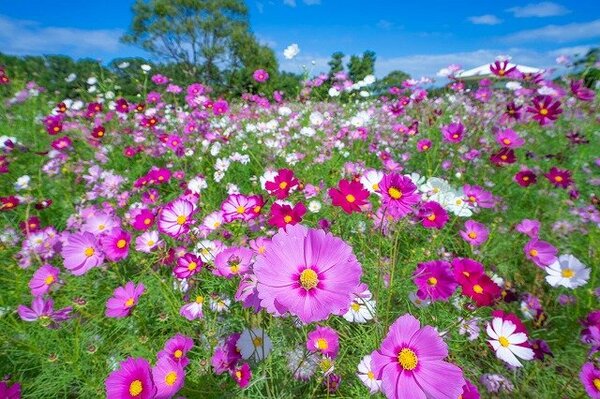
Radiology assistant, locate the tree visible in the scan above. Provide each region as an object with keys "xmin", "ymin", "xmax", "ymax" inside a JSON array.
[
  {"xmin": 328, "ymin": 52, "xmax": 345, "ymax": 76},
  {"xmin": 347, "ymin": 50, "xmax": 376, "ymax": 82},
  {"xmin": 373, "ymin": 69, "xmax": 411, "ymax": 94},
  {"xmin": 122, "ymin": 0, "xmax": 251, "ymax": 84}
]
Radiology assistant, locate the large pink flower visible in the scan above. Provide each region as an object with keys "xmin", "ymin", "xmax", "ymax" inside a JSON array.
[
  {"xmin": 61, "ymin": 232, "xmax": 104, "ymax": 275},
  {"xmin": 105, "ymin": 357, "xmax": 157, "ymax": 399},
  {"xmin": 254, "ymin": 224, "xmax": 362, "ymax": 324},
  {"xmin": 158, "ymin": 198, "xmax": 195, "ymax": 238},
  {"xmin": 371, "ymin": 314, "xmax": 464, "ymax": 399}
]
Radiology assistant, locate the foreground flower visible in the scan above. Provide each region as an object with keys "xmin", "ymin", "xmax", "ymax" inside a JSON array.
[
  {"xmin": 307, "ymin": 326, "xmax": 340, "ymax": 358},
  {"xmin": 379, "ymin": 173, "xmax": 420, "ymax": 217},
  {"xmin": 105, "ymin": 281, "xmax": 145, "ymax": 318},
  {"xmin": 371, "ymin": 313, "xmax": 464, "ymax": 399},
  {"xmin": 236, "ymin": 328, "xmax": 273, "ymax": 362},
  {"xmin": 158, "ymin": 198, "xmax": 194, "ymax": 237},
  {"xmin": 544, "ymin": 167, "xmax": 572, "ymax": 188},
  {"xmin": 527, "ymin": 95, "xmax": 562, "ymax": 125},
  {"xmin": 580, "ymin": 362, "xmax": 600, "ymax": 399},
  {"xmin": 18, "ymin": 296, "xmax": 72, "ymax": 324},
  {"xmin": 61, "ymin": 232, "xmax": 104, "ymax": 275},
  {"xmin": 524, "ymin": 238, "xmax": 557, "ymax": 268},
  {"xmin": 413, "ymin": 260, "xmax": 457, "ymax": 301},
  {"xmin": 265, "ymin": 168, "xmax": 298, "ymax": 199},
  {"xmin": 158, "ymin": 334, "xmax": 194, "ymax": 368},
  {"xmin": 268, "ymin": 202, "xmax": 306, "ymax": 228},
  {"xmin": 254, "ymin": 224, "xmax": 362, "ymax": 324},
  {"xmin": 29, "ymin": 264, "xmax": 60, "ymax": 296},
  {"xmin": 152, "ymin": 356, "xmax": 185, "ymax": 399},
  {"xmin": 545, "ymin": 254, "xmax": 590, "ymax": 288},
  {"xmin": 105, "ymin": 357, "xmax": 156, "ymax": 399},
  {"xmin": 486, "ymin": 313, "xmax": 534, "ymax": 367},
  {"xmin": 357, "ymin": 354, "xmax": 381, "ymax": 394},
  {"xmin": 329, "ymin": 179, "xmax": 370, "ymax": 214}
]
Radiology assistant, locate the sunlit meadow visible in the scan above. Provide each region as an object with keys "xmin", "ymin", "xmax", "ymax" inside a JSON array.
[{"xmin": 0, "ymin": 55, "xmax": 599, "ymax": 399}]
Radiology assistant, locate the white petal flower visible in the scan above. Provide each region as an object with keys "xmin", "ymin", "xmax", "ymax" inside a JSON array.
[{"xmin": 545, "ymin": 254, "xmax": 589, "ymax": 289}]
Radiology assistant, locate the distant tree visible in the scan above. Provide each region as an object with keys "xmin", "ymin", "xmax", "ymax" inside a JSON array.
[
  {"xmin": 573, "ymin": 47, "xmax": 599, "ymax": 87},
  {"xmin": 347, "ymin": 50, "xmax": 376, "ymax": 82},
  {"xmin": 328, "ymin": 52, "xmax": 345, "ymax": 76},
  {"xmin": 122, "ymin": 0, "xmax": 252, "ymax": 84},
  {"xmin": 373, "ymin": 69, "xmax": 410, "ymax": 93}
]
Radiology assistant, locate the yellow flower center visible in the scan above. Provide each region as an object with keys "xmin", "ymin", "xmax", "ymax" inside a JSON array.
[
  {"xmin": 351, "ymin": 302, "xmax": 360, "ymax": 311},
  {"xmin": 252, "ymin": 337, "xmax": 263, "ymax": 347},
  {"xmin": 316, "ymin": 338, "xmax": 329, "ymax": 350},
  {"xmin": 468, "ymin": 232, "xmax": 477, "ymax": 239},
  {"xmin": 422, "ymin": 145, "xmax": 429, "ymax": 150},
  {"xmin": 523, "ymin": 176, "xmax": 530, "ymax": 181},
  {"xmin": 188, "ymin": 262, "xmax": 198, "ymax": 271},
  {"xmin": 176, "ymin": 215, "xmax": 187, "ymax": 225},
  {"xmin": 230, "ymin": 263, "xmax": 240, "ymax": 274},
  {"xmin": 427, "ymin": 277, "xmax": 438, "ymax": 286},
  {"xmin": 235, "ymin": 370, "xmax": 242, "ymax": 380},
  {"xmin": 84, "ymin": 247, "xmax": 95, "ymax": 257},
  {"xmin": 165, "ymin": 371, "xmax": 177, "ymax": 386},
  {"xmin": 539, "ymin": 108, "xmax": 548, "ymax": 116},
  {"xmin": 388, "ymin": 187, "xmax": 402, "ymax": 199},
  {"xmin": 258, "ymin": 246, "xmax": 266, "ymax": 254},
  {"xmin": 367, "ymin": 371, "xmax": 375, "ymax": 380},
  {"xmin": 174, "ymin": 349, "xmax": 183, "ymax": 359},
  {"xmin": 45, "ymin": 275, "xmax": 55, "ymax": 285},
  {"xmin": 561, "ymin": 268, "xmax": 574, "ymax": 278},
  {"xmin": 253, "ymin": 205, "xmax": 261, "ymax": 213},
  {"xmin": 116, "ymin": 239, "xmax": 127, "ymax": 249},
  {"xmin": 529, "ymin": 249, "xmax": 538, "ymax": 257},
  {"xmin": 98, "ymin": 224, "xmax": 105, "ymax": 231},
  {"xmin": 372, "ymin": 183, "xmax": 379, "ymax": 191},
  {"xmin": 125, "ymin": 298, "xmax": 135, "ymax": 307},
  {"xmin": 283, "ymin": 215, "xmax": 292, "ymax": 224},
  {"xmin": 346, "ymin": 194, "xmax": 356, "ymax": 203},
  {"xmin": 503, "ymin": 138, "xmax": 511, "ymax": 145},
  {"xmin": 498, "ymin": 69, "xmax": 505, "ymax": 76},
  {"xmin": 147, "ymin": 240, "xmax": 155, "ymax": 247},
  {"xmin": 236, "ymin": 206, "xmax": 245, "ymax": 214},
  {"xmin": 129, "ymin": 380, "xmax": 143, "ymax": 396},
  {"xmin": 279, "ymin": 181, "xmax": 288, "ymax": 190},
  {"xmin": 195, "ymin": 296, "xmax": 204, "ymax": 304},
  {"xmin": 498, "ymin": 336, "xmax": 510, "ymax": 347},
  {"xmin": 299, "ymin": 269, "xmax": 318, "ymax": 290},
  {"xmin": 473, "ymin": 284, "xmax": 484, "ymax": 294},
  {"xmin": 397, "ymin": 348, "xmax": 418, "ymax": 370},
  {"xmin": 452, "ymin": 134, "xmax": 459, "ymax": 139},
  {"xmin": 213, "ymin": 221, "xmax": 221, "ymax": 228},
  {"xmin": 555, "ymin": 176, "xmax": 563, "ymax": 182},
  {"xmin": 594, "ymin": 378, "xmax": 600, "ymax": 391},
  {"xmin": 427, "ymin": 214, "xmax": 436, "ymax": 221},
  {"xmin": 144, "ymin": 218, "xmax": 152, "ymax": 225}
]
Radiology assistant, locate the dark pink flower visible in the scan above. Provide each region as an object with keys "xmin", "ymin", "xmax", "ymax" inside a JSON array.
[
  {"xmin": 105, "ymin": 281, "xmax": 145, "ymax": 318},
  {"xmin": 413, "ymin": 260, "xmax": 458, "ymax": 301}
]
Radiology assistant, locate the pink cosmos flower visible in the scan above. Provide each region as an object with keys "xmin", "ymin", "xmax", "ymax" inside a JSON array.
[
  {"xmin": 253, "ymin": 69, "xmax": 269, "ymax": 82},
  {"xmin": 100, "ymin": 228, "xmax": 131, "ymax": 262},
  {"xmin": 379, "ymin": 173, "xmax": 420, "ymax": 217},
  {"xmin": 105, "ymin": 357, "xmax": 157, "ymax": 399},
  {"xmin": 235, "ymin": 274, "xmax": 261, "ymax": 312},
  {"xmin": 254, "ymin": 224, "xmax": 362, "ymax": 324},
  {"xmin": 527, "ymin": 95, "xmax": 562, "ymax": 126},
  {"xmin": 329, "ymin": 179, "xmax": 370, "ymax": 214},
  {"xmin": 221, "ymin": 194, "xmax": 255, "ymax": 223},
  {"xmin": 0, "ymin": 381, "xmax": 20, "ymax": 399},
  {"xmin": 461, "ymin": 379, "xmax": 481, "ymax": 399},
  {"xmin": 152, "ymin": 356, "xmax": 185, "ymax": 399},
  {"xmin": 173, "ymin": 252, "xmax": 202, "ymax": 279},
  {"xmin": 18, "ymin": 296, "xmax": 72, "ymax": 324},
  {"xmin": 544, "ymin": 167, "xmax": 572, "ymax": 188},
  {"xmin": 459, "ymin": 220, "xmax": 489, "ymax": 246},
  {"xmin": 514, "ymin": 170, "xmax": 537, "ymax": 187},
  {"xmin": 463, "ymin": 185, "xmax": 495, "ymax": 208},
  {"xmin": 158, "ymin": 334, "xmax": 194, "ymax": 368},
  {"xmin": 490, "ymin": 60, "xmax": 516, "ymax": 77},
  {"xmin": 61, "ymin": 232, "xmax": 104, "ymax": 275},
  {"xmin": 135, "ymin": 230, "xmax": 161, "ymax": 253},
  {"xmin": 580, "ymin": 362, "xmax": 600, "ymax": 399},
  {"xmin": 413, "ymin": 260, "xmax": 458, "ymax": 301},
  {"xmin": 570, "ymin": 80, "xmax": 595, "ymax": 101},
  {"xmin": 417, "ymin": 201, "xmax": 448, "ymax": 229},
  {"xmin": 180, "ymin": 295, "xmax": 205, "ymax": 320},
  {"xmin": 417, "ymin": 139, "xmax": 432, "ymax": 152},
  {"xmin": 524, "ymin": 238, "xmax": 557, "ymax": 268},
  {"xmin": 268, "ymin": 202, "xmax": 306, "ymax": 228},
  {"xmin": 212, "ymin": 333, "xmax": 242, "ymax": 375},
  {"xmin": 82, "ymin": 212, "xmax": 118, "ymax": 236},
  {"xmin": 515, "ymin": 219, "xmax": 540, "ymax": 238},
  {"xmin": 495, "ymin": 128, "xmax": 524, "ymax": 149},
  {"xmin": 371, "ymin": 313, "xmax": 465, "ymax": 399},
  {"xmin": 231, "ymin": 363, "xmax": 252, "ymax": 388},
  {"xmin": 132, "ymin": 209, "xmax": 155, "ymax": 231},
  {"xmin": 441, "ymin": 122, "xmax": 465, "ymax": 143},
  {"xmin": 213, "ymin": 99, "xmax": 229, "ymax": 115},
  {"xmin": 307, "ymin": 326, "xmax": 340, "ymax": 358},
  {"xmin": 158, "ymin": 198, "xmax": 195, "ymax": 238},
  {"xmin": 29, "ymin": 264, "xmax": 60, "ymax": 296},
  {"xmin": 214, "ymin": 247, "xmax": 253, "ymax": 278},
  {"xmin": 265, "ymin": 169, "xmax": 298, "ymax": 199},
  {"xmin": 105, "ymin": 281, "xmax": 145, "ymax": 318}
]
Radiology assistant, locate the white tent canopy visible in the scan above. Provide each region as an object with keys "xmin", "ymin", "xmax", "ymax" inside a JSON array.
[{"xmin": 454, "ymin": 63, "xmax": 545, "ymax": 80}]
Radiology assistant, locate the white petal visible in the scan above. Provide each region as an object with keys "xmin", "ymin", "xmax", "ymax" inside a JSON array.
[
  {"xmin": 492, "ymin": 318, "xmax": 504, "ymax": 337},
  {"xmin": 507, "ymin": 332, "xmax": 527, "ymax": 345},
  {"xmin": 496, "ymin": 346, "xmax": 523, "ymax": 367},
  {"xmin": 501, "ymin": 320, "xmax": 517, "ymax": 337},
  {"xmin": 510, "ymin": 344, "xmax": 534, "ymax": 361},
  {"xmin": 486, "ymin": 323, "xmax": 499, "ymax": 339}
]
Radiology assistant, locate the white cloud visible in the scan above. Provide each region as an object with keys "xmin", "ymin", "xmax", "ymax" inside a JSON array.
[
  {"xmin": 256, "ymin": 2, "xmax": 265, "ymax": 13},
  {"xmin": 507, "ymin": 2, "xmax": 570, "ymax": 18},
  {"xmin": 504, "ymin": 19, "xmax": 600, "ymax": 43},
  {"xmin": 0, "ymin": 14, "xmax": 124, "ymax": 57},
  {"xmin": 283, "ymin": 0, "xmax": 296, "ymax": 6},
  {"xmin": 377, "ymin": 19, "xmax": 394, "ymax": 30},
  {"xmin": 468, "ymin": 15, "xmax": 503, "ymax": 25}
]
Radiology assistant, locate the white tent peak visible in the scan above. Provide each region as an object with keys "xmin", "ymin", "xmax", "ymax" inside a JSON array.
[{"xmin": 454, "ymin": 63, "xmax": 545, "ymax": 80}]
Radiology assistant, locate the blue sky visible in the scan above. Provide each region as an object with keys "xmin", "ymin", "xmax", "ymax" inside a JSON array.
[{"xmin": 1, "ymin": 1, "xmax": 598, "ymax": 78}]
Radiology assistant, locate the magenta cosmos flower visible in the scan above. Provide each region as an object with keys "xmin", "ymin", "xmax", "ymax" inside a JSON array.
[
  {"xmin": 254, "ymin": 224, "xmax": 362, "ymax": 324},
  {"xmin": 18, "ymin": 296, "xmax": 72, "ymax": 324},
  {"xmin": 441, "ymin": 122, "xmax": 465, "ymax": 143},
  {"xmin": 221, "ymin": 194, "xmax": 257, "ymax": 223},
  {"xmin": 29, "ymin": 264, "xmax": 60, "ymax": 296},
  {"xmin": 101, "ymin": 228, "xmax": 131, "ymax": 262},
  {"xmin": 152, "ymin": 356, "xmax": 185, "ymax": 399},
  {"xmin": 173, "ymin": 252, "xmax": 202, "ymax": 279},
  {"xmin": 105, "ymin": 281, "xmax": 145, "ymax": 318},
  {"xmin": 306, "ymin": 326, "xmax": 340, "ymax": 358},
  {"xmin": 158, "ymin": 334, "xmax": 194, "ymax": 367},
  {"xmin": 105, "ymin": 357, "xmax": 157, "ymax": 399},
  {"xmin": 379, "ymin": 173, "xmax": 420, "ymax": 217},
  {"xmin": 328, "ymin": 179, "xmax": 370, "ymax": 214},
  {"xmin": 0, "ymin": 381, "xmax": 20, "ymax": 399},
  {"xmin": 580, "ymin": 362, "xmax": 600, "ymax": 399},
  {"xmin": 527, "ymin": 95, "xmax": 562, "ymax": 126},
  {"xmin": 459, "ymin": 220, "xmax": 489, "ymax": 246},
  {"xmin": 253, "ymin": 69, "xmax": 269, "ymax": 82},
  {"xmin": 61, "ymin": 231, "xmax": 104, "ymax": 275},
  {"xmin": 524, "ymin": 238, "xmax": 557, "ymax": 268},
  {"xmin": 544, "ymin": 167, "xmax": 572, "ymax": 188},
  {"xmin": 158, "ymin": 198, "xmax": 195, "ymax": 238},
  {"xmin": 413, "ymin": 260, "xmax": 458, "ymax": 301},
  {"xmin": 495, "ymin": 128, "xmax": 524, "ymax": 149},
  {"xmin": 417, "ymin": 201, "xmax": 448, "ymax": 229},
  {"xmin": 371, "ymin": 313, "xmax": 465, "ymax": 399}
]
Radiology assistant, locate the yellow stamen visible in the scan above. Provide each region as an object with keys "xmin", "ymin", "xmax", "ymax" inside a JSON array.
[
  {"xmin": 236, "ymin": 206, "xmax": 245, "ymax": 214},
  {"xmin": 174, "ymin": 349, "xmax": 183, "ymax": 359},
  {"xmin": 129, "ymin": 380, "xmax": 143, "ymax": 396},
  {"xmin": 594, "ymin": 378, "xmax": 600, "ymax": 391},
  {"xmin": 299, "ymin": 269, "xmax": 318, "ymax": 290},
  {"xmin": 187, "ymin": 262, "xmax": 198, "ymax": 271},
  {"xmin": 346, "ymin": 194, "xmax": 356, "ymax": 203},
  {"xmin": 279, "ymin": 181, "xmax": 288, "ymax": 190},
  {"xmin": 84, "ymin": 247, "xmax": 95, "ymax": 257},
  {"xmin": 367, "ymin": 371, "xmax": 375, "ymax": 380},
  {"xmin": 561, "ymin": 268, "xmax": 574, "ymax": 278},
  {"xmin": 315, "ymin": 338, "xmax": 328, "ymax": 350},
  {"xmin": 467, "ymin": 232, "xmax": 477, "ymax": 239},
  {"xmin": 125, "ymin": 298, "xmax": 135, "ymax": 307},
  {"xmin": 427, "ymin": 277, "xmax": 438, "ymax": 286},
  {"xmin": 116, "ymin": 239, "xmax": 127, "ymax": 249},
  {"xmin": 44, "ymin": 275, "xmax": 55, "ymax": 285},
  {"xmin": 427, "ymin": 214, "xmax": 436, "ymax": 221},
  {"xmin": 397, "ymin": 348, "xmax": 418, "ymax": 370},
  {"xmin": 195, "ymin": 296, "xmax": 204, "ymax": 304},
  {"xmin": 165, "ymin": 371, "xmax": 177, "ymax": 386},
  {"xmin": 283, "ymin": 215, "xmax": 292, "ymax": 224},
  {"xmin": 539, "ymin": 108, "xmax": 548, "ymax": 116},
  {"xmin": 529, "ymin": 249, "xmax": 538, "ymax": 257},
  {"xmin": 473, "ymin": 284, "xmax": 484, "ymax": 294},
  {"xmin": 388, "ymin": 187, "xmax": 402, "ymax": 199},
  {"xmin": 252, "ymin": 337, "xmax": 263, "ymax": 347},
  {"xmin": 351, "ymin": 302, "xmax": 360, "ymax": 311},
  {"xmin": 498, "ymin": 336, "xmax": 510, "ymax": 347},
  {"xmin": 176, "ymin": 215, "xmax": 187, "ymax": 225}
]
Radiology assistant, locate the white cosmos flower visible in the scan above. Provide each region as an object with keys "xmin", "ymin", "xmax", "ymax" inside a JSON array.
[
  {"xmin": 343, "ymin": 297, "xmax": 376, "ymax": 323},
  {"xmin": 308, "ymin": 200, "xmax": 321, "ymax": 213},
  {"xmin": 283, "ymin": 43, "xmax": 300, "ymax": 60},
  {"xmin": 65, "ymin": 73, "xmax": 77, "ymax": 82},
  {"xmin": 141, "ymin": 64, "xmax": 151, "ymax": 72},
  {"xmin": 259, "ymin": 170, "xmax": 278, "ymax": 190},
  {"xmin": 545, "ymin": 254, "xmax": 590, "ymax": 289},
  {"xmin": 328, "ymin": 87, "xmax": 340, "ymax": 97},
  {"xmin": 236, "ymin": 328, "xmax": 273, "ymax": 362},
  {"xmin": 360, "ymin": 169, "xmax": 383, "ymax": 194},
  {"xmin": 209, "ymin": 296, "xmax": 230, "ymax": 313},
  {"xmin": 86, "ymin": 77, "xmax": 97, "ymax": 85},
  {"xmin": 419, "ymin": 177, "xmax": 452, "ymax": 198},
  {"xmin": 357, "ymin": 355, "xmax": 382, "ymax": 394},
  {"xmin": 409, "ymin": 291, "xmax": 431, "ymax": 308},
  {"xmin": 195, "ymin": 239, "xmax": 220, "ymax": 262},
  {"xmin": 486, "ymin": 318, "xmax": 534, "ymax": 368},
  {"xmin": 14, "ymin": 175, "xmax": 31, "ymax": 191}
]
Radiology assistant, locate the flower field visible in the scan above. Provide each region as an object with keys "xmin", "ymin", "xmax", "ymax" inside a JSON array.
[{"xmin": 0, "ymin": 65, "xmax": 599, "ymax": 399}]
